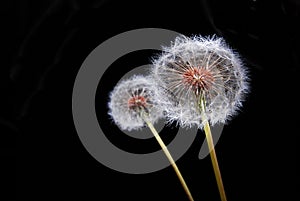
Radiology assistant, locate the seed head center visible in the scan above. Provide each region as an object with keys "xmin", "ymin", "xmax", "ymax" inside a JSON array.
[
  {"xmin": 128, "ymin": 95, "xmax": 148, "ymax": 111},
  {"xmin": 183, "ymin": 67, "xmax": 214, "ymax": 94}
]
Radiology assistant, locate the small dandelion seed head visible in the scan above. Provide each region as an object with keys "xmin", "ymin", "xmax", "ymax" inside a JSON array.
[
  {"xmin": 108, "ymin": 75, "xmax": 163, "ymax": 131},
  {"xmin": 152, "ymin": 35, "xmax": 250, "ymax": 128}
]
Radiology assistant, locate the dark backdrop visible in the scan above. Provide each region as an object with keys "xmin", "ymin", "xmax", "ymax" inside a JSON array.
[{"xmin": 2, "ymin": 0, "xmax": 298, "ymax": 200}]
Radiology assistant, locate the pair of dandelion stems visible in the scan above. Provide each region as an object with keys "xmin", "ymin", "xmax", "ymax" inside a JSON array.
[
  {"xmin": 110, "ymin": 35, "xmax": 249, "ymax": 201},
  {"xmin": 199, "ymin": 96, "xmax": 227, "ymax": 201},
  {"xmin": 141, "ymin": 111, "xmax": 194, "ymax": 201}
]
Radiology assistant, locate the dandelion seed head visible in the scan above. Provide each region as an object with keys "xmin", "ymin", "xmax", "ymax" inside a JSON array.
[
  {"xmin": 152, "ymin": 35, "xmax": 249, "ymax": 128},
  {"xmin": 108, "ymin": 75, "xmax": 163, "ymax": 131}
]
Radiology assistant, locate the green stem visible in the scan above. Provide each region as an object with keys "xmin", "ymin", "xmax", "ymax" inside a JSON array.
[
  {"xmin": 200, "ymin": 98, "xmax": 227, "ymax": 201},
  {"xmin": 142, "ymin": 113, "xmax": 194, "ymax": 201}
]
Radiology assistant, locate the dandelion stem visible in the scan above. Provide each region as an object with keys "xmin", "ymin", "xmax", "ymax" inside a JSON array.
[
  {"xmin": 200, "ymin": 98, "xmax": 227, "ymax": 201},
  {"xmin": 142, "ymin": 114, "xmax": 194, "ymax": 201}
]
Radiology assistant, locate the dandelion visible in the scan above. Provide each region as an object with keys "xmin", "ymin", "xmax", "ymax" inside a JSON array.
[
  {"xmin": 152, "ymin": 35, "xmax": 249, "ymax": 201},
  {"xmin": 108, "ymin": 75, "xmax": 195, "ymax": 201},
  {"xmin": 108, "ymin": 75, "xmax": 163, "ymax": 131},
  {"xmin": 152, "ymin": 35, "xmax": 249, "ymax": 128}
]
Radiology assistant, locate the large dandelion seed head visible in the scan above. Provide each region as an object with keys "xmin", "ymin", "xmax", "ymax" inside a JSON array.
[
  {"xmin": 152, "ymin": 35, "xmax": 249, "ymax": 128},
  {"xmin": 108, "ymin": 75, "xmax": 163, "ymax": 131}
]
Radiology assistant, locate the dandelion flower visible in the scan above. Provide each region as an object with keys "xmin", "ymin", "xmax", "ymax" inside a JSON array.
[
  {"xmin": 152, "ymin": 35, "xmax": 249, "ymax": 128},
  {"xmin": 152, "ymin": 35, "xmax": 250, "ymax": 201},
  {"xmin": 108, "ymin": 75, "xmax": 195, "ymax": 201},
  {"xmin": 108, "ymin": 75, "xmax": 163, "ymax": 131}
]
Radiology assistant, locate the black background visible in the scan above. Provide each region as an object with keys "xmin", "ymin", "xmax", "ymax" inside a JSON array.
[{"xmin": 2, "ymin": 0, "xmax": 299, "ymax": 200}]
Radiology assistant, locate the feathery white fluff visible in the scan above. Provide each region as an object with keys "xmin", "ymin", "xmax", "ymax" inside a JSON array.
[
  {"xmin": 152, "ymin": 35, "xmax": 249, "ymax": 128},
  {"xmin": 108, "ymin": 75, "xmax": 164, "ymax": 131}
]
